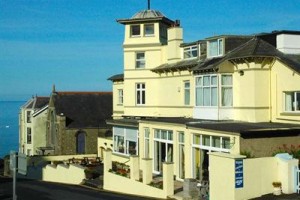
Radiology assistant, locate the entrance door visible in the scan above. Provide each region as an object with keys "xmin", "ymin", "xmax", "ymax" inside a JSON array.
[
  {"xmin": 154, "ymin": 141, "xmax": 173, "ymax": 173},
  {"xmin": 193, "ymin": 148, "xmax": 209, "ymax": 180},
  {"xmin": 77, "ymin": 131, "xmax": 86, "ymax": 154}
]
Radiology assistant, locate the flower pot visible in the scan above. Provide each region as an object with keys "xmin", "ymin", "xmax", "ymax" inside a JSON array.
[{"xmin": 273, "ymin": 187, "xmax": 282, "ymax": 195}]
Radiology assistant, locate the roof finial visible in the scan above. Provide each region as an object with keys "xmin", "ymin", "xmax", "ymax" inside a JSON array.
[
  {"xmin": 52, "ymin": 84, "xmax": 56, "ymax": 93},
  {"xmin": 147, "ymin": 0, "xmax": 150, "ymax": 10}
]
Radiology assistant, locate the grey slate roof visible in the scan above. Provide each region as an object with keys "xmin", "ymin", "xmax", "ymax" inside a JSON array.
[
  {"xmin": 117, "ymin": 9, "xmax": 174, "ymax": 25},
  {"xmin": 152, "ymin": 58, "xmax": 203, "ymax": 73},
  {"xmin": 225, "ymin": 37, "xmax": 300, "ymax": 73},
  {"xmin": 191, "ymin": 37, "xmax": 300, "ymax": 74},
  {"xmin": 131, "ymin": 10, "xmax": 164, "ymax": 19},
  {"xmin": 53, "ymin": 92, "xmax": 112, "ymax": 128},
  {"xmin": 25, "ymin": 96, "xmax": 49, "ymax": 109}
]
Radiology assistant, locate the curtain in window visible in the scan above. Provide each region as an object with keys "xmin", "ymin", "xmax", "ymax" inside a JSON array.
[
  {"xmin": 285, "ymin": 93, "xmax": 292, "ymax": 111},
  {"xmin": 222, "ymin": 88, "xmax": 233, "ymax": 106},
  {"xmin": 221, "ymin": 75, "xmax": 233, "ymax": 106}
]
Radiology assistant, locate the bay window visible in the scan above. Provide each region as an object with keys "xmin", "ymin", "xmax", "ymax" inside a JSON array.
[
  {"xmin": 196, "ymin": 75, "xmax": 218, "ymax": 106},
  {"xmin": 195, "ymin": 74, "xmax": 233, "ymax": 107}
]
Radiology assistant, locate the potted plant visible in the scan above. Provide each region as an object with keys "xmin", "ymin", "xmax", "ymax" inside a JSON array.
[{"xmin": 272, "ymin": 181, "xmax": 282, "ymax": 195}]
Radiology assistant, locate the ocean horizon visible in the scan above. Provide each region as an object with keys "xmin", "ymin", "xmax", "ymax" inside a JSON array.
[{"xmin": 0, "ymin": 100, "xmax": 26, "ymax": 158}]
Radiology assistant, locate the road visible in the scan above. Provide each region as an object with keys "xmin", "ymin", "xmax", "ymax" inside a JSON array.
[{"xmin": 0, "ymin": 177, "xmax": 155, "ymax": 200}]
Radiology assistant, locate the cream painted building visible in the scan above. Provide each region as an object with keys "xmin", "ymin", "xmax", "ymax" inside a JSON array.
[
  {"xmin": 19, "ymin": 96, "xmax": 49, "ymax": 156},
  {"xmin": 101, "ymin": 8, "xmax": 300, "ymax": 183}
]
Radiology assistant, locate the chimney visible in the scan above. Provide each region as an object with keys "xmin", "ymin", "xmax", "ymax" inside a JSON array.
[{"xmin": 167, "ymin": 20, "xmax": 183, "ymax": 62}]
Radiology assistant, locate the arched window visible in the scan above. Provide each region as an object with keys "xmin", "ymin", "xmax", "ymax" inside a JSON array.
[{"xmin": 76, "ymin": 131, "xmax": 86, "ymax": 154}]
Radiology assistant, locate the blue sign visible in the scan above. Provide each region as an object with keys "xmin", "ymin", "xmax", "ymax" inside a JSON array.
[{"xmin": 235, "ymin": 160, "xmax": 244, "ymax": 188}]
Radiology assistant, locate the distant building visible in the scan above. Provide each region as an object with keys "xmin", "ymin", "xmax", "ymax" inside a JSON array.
[
  {"xmin": 101, "ymin": 7, "xmax": 300, "ymax": 182},
  {"xmin": 19, "ymin": 96, "xmax": 49, "ymax": 156},
  {"xmin": 46, "ymin": 87, "xmax": 113, "ymax": 155}
]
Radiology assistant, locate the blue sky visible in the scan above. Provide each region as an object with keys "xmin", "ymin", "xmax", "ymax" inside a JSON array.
[{"xmin": 1, "ymin": 0, "xmax": 299, "ymax": 101}]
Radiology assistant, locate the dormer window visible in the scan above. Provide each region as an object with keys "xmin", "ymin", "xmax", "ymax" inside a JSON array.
[
  {"xmin": 208, "ymin": 39, "xmax": 223, "ymax": 57},
  {"xmin": 131, "ymin": 25, "xmax": 140, "ymax": 37},
  {"xmin": 144, "ymin": 24, "xmax": 154, "ymax": 36},
  {"xmin": 184, "ymin": 46, "xmax": 198, "ymax": 59}
]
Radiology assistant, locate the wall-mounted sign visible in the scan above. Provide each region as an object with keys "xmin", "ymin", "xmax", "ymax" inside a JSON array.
[{"xmin": 235, "ymin": 159, "xmax": 244, "ymax": 188}]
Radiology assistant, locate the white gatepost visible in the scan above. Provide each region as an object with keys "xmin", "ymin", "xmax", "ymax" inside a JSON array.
[
  {"xmin": 276, "ymin": 153, "xmax": 299, "ymax": 194},
  {"xmin": 163, "ymin": 162, "xmax": 174, "ymax": 197},
  {"xmin": 142, "ymin": 158, "xmax": 152, "ymax": 184},
  {"xmin": 130, "ymin": 155, "xmax": 139, "ymax": 181}
]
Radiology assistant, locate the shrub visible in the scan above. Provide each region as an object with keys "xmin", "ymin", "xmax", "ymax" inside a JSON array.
[{"xmin": 272, "ymin": 144, "xmax": 300, "ymax": 159}]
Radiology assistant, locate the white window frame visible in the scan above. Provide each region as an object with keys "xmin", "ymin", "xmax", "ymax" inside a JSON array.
[
  {"xmin": 144, "ymin": 128, "xmax": 150, "ymax": 158},
  {"xmin": 192, "ymin": 134, "xmax": 230, "ymax": 152},
  {"xmin": 284, "ymin": 91, "xmax": 300, "ymax": 112},
  {"xmin": 118, "ymin": 89, "xmax": 123, "ymax": 105},
  {"xmin": 136, "ymin": 83, "xmax": 146, "ymax": 105},
  {"xmin": 208, "ymin": 38, "xmax": 223, "ymax": 57},
  {"xmin": 183, "ymin": 45, "xmax": 198, "ymax": 59},
  {"xmin": 195, "ymin": 75, "xmax": 218, "ymax": 107},
  {"xmin": 178, "ymin": 131, "xmax": 185, "ymax": 179},
  {"xmin": 153, "ymin": 129, "xmax": 174, "ymax": 173},
  {"xmin": 130, "ymin": 25, "xmax": 140, "ymax": 37},
  {"xmin": 136, "ymin": 52, "xmax": 145, "ymax": 69},
  {"xmin": 184, "ymin": 81, "xmax": 190, "ymax": 106},
  {"xmin": 144, "ymin": 24, "xmax": 154, "ymax": 36},
  {"xmin": 113, "ymin": 127, "xmax": 138, "ymax": 156},
  {"xmin": 221, "ymin": 74, "xmax": 233, "ymax": 107}
]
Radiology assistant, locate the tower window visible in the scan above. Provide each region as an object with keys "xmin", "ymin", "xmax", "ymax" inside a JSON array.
[
  {"xmin": 136, "ymin": 52, "xmax": 145, "ymax": 68},
  {"xmin": 144, "ymin": 24, "xmax": 154, "ymax": 36},
  {"xmin": 131, "ymin": 25, "xmax": 140, "ymax": 37}
]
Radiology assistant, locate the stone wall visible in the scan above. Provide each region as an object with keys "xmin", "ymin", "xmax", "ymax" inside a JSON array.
[{"xmin": 240, "ymin": 136, "xmax": 300, "ymax": 157}]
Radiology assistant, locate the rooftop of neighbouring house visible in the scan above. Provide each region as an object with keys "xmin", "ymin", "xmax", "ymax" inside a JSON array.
[
  {"xmin": 23, "ymin": 96, "xmax": 50, "ymax": 109},
  {"xmin": 52, "ymin": 91, "xmax": 113, "ymax": 128}
]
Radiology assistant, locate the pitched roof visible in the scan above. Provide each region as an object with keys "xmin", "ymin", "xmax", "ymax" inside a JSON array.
[
  {"xmin": 226, "ymin": 37, "xmax": 300, "ymax": 73},
  {"xmin": 152, "ymin": 58, "xmax": 202, "ymax": 73},
  {"xmin": 117, "ymin": 9, "xmax": 174, "ymax": 25},
  {"xmin": 191, "ymin": 37, "xmax": 300, "ymax": 74},
  {"xmin": 53, "ymin": 92, "xmax": 112, "ymax": 128},
  {"xmin": 24, "ymin": 96, "xmax": 49, "ymax": 109},
  {"xmin": 192, "ymin": 56, "xmax": 225, "ymax": 73}
]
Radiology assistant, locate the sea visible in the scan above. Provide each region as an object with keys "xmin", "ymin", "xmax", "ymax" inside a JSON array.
[{"xmin": 0, "ymin": 101, "xmax": 26, "ymax": 159}]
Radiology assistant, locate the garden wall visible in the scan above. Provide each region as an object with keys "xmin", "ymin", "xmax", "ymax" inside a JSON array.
[{"xmin": 209, "ymin": 152, "xmax": 298, "ymax": 200}]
